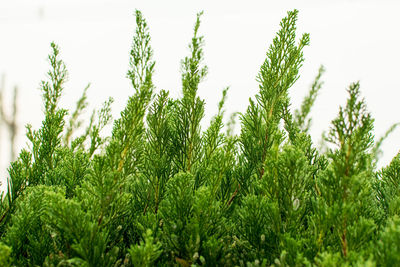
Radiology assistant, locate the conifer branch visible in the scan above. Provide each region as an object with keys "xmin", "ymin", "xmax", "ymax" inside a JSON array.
[
  {"xmin": 109, "ymin": 10, "xmax": 155, "ymax": 175},
  {"xmin": 172, "ymin": 11, "xmax": 207, "ymax": 173},
  {"xmin": 372, "ymin": 122, "xmax": 400, "ymax": 165},
  {"xmin": 64, "ymin": 83, "xmax": 90, "ymax": 146},
  {"xmin": 240, "ymin": 9, "xmax": 309, "ymax": 182},
  {"xmin": 0, "ymin": 9, "xmax": 398, "ymax": 266},
  {"xmin": 26, "ymin": 42, "xmax": 68, "ymax": 185},
  {"xmin": 294, "ymin": 65, "xmax": 325, "ymax": 132}
]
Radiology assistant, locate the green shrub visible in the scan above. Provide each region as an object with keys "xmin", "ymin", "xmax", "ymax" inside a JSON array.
[{"xmin": 0, "ymin": 8, "xmax": 398, "ymax": 266}]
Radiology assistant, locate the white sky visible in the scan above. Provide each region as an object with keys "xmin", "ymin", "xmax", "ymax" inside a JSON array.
[{"xmin": 1, "ymin": 0, "xmax": 400, "ymax": 188}]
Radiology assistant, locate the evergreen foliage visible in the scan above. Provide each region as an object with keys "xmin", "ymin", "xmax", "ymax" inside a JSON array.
[{"xmin": 0, "ymin": 9, "xmax": 399, "ymax": 266}]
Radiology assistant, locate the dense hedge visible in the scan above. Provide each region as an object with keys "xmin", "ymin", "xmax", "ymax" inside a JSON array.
[{"xmin": 0, "ymin": 9, "xmax": 399, "ymax": 266}]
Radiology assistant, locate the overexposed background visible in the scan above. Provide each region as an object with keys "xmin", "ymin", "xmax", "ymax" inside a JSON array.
[{"xmin": 1, "ymin": 0, "xmax": 400, "ymax": 190}]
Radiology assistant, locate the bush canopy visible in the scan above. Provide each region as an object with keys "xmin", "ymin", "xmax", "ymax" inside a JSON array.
[{"xmin": 0, "ymin": 9, "xmax": 399, "ymax": 267}]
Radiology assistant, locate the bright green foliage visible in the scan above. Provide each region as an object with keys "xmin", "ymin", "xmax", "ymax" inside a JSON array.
[
  {"xmin": 129, "ymin": 229, "xmax": 162, "ymax": 267},
  {"xmin": 45, "ymin": 189, "xmax": 120, "ymax": 266},
  {"xmin": 26, "ymin": 42, "xmax": 68, "ymax": 186},
  {"xmin": 0, "ymin": 8, "xmax": 399, "ymax": 267},
  {"xmin": 376, "ymin": 152, "xmax": 400, "ymax": 224},
  {"xmin": 239, "ymin": 9, "xmax": 309, "ymax": 193},
  {"xmin": 5, "ymin": 186, "xmax": 61, "ymax": 265},
  {"xmin": 0, "ymin": 242, "xmax": 11, "ymax": 267},
  {"xmin": 375, "ymin": 215, "xmax": 400, "ymax": 266},
  {"xmin": 171, "ymin": 12, "xmax": 207, "ymax": 174},
  {"xmin": 109, "ymin": 9, "xmax": 154, "ymax": 177}
]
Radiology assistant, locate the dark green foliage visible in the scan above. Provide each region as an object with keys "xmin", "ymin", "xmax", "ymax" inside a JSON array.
[
  {"xmin": 233, "ymin": 194, "xmax": 280, "ymax": 262},
  {"xmin": 1, "ymin": 8, "xmax": 399, "ymax": 266},
  {"xmin": 142, "ymin": 90, "xmax": 175, "ymax": 214}
]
